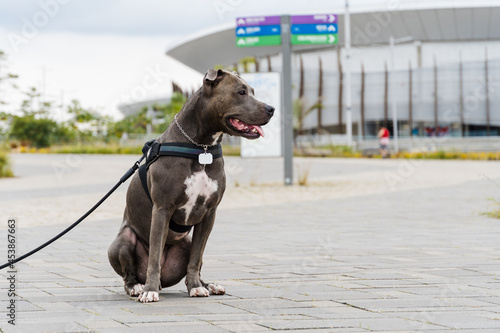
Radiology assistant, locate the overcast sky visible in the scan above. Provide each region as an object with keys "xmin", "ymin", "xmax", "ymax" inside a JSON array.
[{"xmin": 0, "ymin": 0, "xmax": 462, "ymax": 119}]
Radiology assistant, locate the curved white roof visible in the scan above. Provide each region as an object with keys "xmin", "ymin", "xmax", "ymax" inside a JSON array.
[{"xmin": 166, "ymin": 1, "xmax": 500, "ymax": 72}]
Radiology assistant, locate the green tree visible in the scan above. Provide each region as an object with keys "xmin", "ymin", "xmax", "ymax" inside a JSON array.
[
  {"xmin": 107, "ymin": 92, "xmax": 187, "ymax": 139},
  {"xmin": 107, "ymin": 106, "xmax": 150, "ymax": 139},
  {"xmin": 0, "ymin": 51, "xmax": 16, "ymax": 176},
  {"xmin": 10, "ymin": 115, "xmax": 61, "ymax": 147},
  {"xmin": 293, "ymin": 98, "xmax": 322, "ymax": 136},
  {"xmin": 67, "ymin": 99, "xmax": 97, "ymax": 123},
  {"xmin": 0, "ymin": 51, "xmax": 18, "ymax": 138},
  {"xmin": 238, "ymin": 56, "xmax": 256, "ymax": 73},
  {"xmin": 20, "ymin": 87, "xmax": 45, "ymax": 116},
  {"xmin": 0, "ymin": 50, "xmax": 19, "ymax": 110},
  {"xmin": 65, "ymin": 99, "xmax": 107, "ymax": 143},
  {"xmin": 292, "ymin": 55, "xmax": 323, "ymax": 140},
  {"xmin": 9, "ymin": 87, "xmax": 74, "ymax": 147},
  {"xmin": 151, "ymin": 92, "xmax": 186, "ymax": 131}
]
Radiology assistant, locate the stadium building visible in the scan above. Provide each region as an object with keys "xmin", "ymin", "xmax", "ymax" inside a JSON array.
[{"xmin": 166, "ymin": 1, "xmax": 500, "ymax": 144}]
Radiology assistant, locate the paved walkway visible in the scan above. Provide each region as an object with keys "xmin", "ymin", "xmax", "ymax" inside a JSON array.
[{"xmin": 1, "ymin": 153, "xmax": 500, "ymax": 332}]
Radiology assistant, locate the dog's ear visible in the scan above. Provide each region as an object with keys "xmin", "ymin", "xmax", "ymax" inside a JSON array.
[
  {"xmin": 203, "ymin": 68, "xmax": 225, "ymax": 95},
  {"xmin": 204, "ymin": 68, "xmax": 224, "ymax": 83},
  {"xmin": 204, "ymin": 68, "xmax": 218, "ymax": 82}
]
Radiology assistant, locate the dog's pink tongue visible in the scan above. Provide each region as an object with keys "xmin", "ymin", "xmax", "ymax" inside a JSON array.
[{"xmin": 251, "ymin": 125, "xmax": 265, "ymax": 138}]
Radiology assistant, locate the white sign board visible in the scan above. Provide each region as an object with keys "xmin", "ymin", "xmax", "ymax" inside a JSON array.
[{"xmin": 240, "ymin": 72, "xmax": 282, "ymax": 157}]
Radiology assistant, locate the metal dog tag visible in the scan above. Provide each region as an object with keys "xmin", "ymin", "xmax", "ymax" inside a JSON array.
[{"xmin": 199, "ymin": 152, "xmax": 213, "ymax": 165}]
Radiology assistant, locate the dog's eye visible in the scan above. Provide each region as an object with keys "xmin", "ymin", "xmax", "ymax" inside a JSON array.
[{"xmin": 238, "ymin": 90, "xmax": 246, "ymax": 95}]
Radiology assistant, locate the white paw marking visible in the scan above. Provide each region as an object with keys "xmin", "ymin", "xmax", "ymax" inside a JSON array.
[
  {"xmin": 180, "ymin": 171, "xmax": 218, "ymax": 222},
  {"xmin": 208, "ymin": 283, "xmax": 225, "ymax": 295},
  {"xmin": 138, "ymin": 291, "xmax": 159, "ymax": 303},
  {"xmin": 189, "ymin": 286, "xmax": 210, "ymax": 297},
  {"xmin": 129, "ymin": 284, "xmax": 144, "ymax": 296}
]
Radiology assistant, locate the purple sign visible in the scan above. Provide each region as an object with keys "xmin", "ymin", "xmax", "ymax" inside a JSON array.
[
  {"xmin": 291, "ymin": 14, "xmax": 337, "ymax": 24},
  {"xmin": 236, "ymin": 15, "xmax": 280, "ymax": 27}
]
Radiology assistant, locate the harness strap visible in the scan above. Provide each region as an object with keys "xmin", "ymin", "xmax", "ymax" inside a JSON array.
[
  {"xmin": 169, "ymin": 220, "xmax": 194, "ymax": 233},
  {"xmin": 159, "ymin": 143, "xmax": 223, "ymax": 159},
  {"xmin": 138, "ymin": 164, "xmax": 152, "ymax": 203},
  {"xmin": 138, "ymin": 140, "xmax": 223, "ymax": 234}
]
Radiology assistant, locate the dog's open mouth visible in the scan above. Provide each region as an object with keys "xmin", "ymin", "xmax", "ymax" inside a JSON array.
[{"xmin": 227, "ymin": 117, "xmax": 265, "ymax": 138}]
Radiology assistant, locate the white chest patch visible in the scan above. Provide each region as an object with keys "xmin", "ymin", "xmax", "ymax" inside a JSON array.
[
  {"xmin": 179, "ymin": 171, "xmax": 218, "ymax": 222},
  {"xmin": 211, "ymin": 132, "xmax": 223, "ymax": 145}
]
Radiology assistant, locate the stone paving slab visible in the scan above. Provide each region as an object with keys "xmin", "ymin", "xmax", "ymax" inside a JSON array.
[{"xmin": 1, "ymin": 154, "xmax": 500, "ymax": 332}]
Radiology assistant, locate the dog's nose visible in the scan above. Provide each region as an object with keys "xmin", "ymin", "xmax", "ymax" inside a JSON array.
[{"xmin": 265, "ymin": 105, "xmax": 275, "ymax": 115}]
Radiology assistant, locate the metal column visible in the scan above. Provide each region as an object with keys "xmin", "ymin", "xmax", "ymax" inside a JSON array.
[{"xmin": 281, "ymin": 15, "xmax": 293, "ymax": 186}]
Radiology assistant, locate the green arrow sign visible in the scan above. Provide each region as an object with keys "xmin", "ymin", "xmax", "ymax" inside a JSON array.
[
  {"xmin": 291, "ymin": 34, "xmax": 337, "ymax": 45},
  {"xmin": 236, "ymin": 35, "xmax": 281, "ymax": 47}
]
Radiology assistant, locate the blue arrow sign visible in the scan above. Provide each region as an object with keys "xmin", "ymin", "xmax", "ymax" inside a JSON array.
[
  {"xmin": 291, "ymin": 23, "xmax": 338, "ymax": 35},
  {"xmin": 235, "ymin": 25, "xmax": 281, "ymax": 37}
]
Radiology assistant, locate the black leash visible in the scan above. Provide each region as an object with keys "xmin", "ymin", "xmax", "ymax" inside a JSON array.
[{"xmin": 0, "ymin": 153, "xmax": 146, "ymax": 271}]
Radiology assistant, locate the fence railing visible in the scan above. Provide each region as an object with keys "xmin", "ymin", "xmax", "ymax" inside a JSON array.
[
  {"xmin": 356, "ymin": 136, "xmax": 500, "ymax": 152},
  {"xmin": 295, "ymin": 133, "xmax": 500, "ymax": 152}
]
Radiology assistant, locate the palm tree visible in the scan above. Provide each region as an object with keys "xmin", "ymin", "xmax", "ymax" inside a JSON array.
[{"xmin": 293, "ymin": 55, "xmax": 322, "ymax": 139}]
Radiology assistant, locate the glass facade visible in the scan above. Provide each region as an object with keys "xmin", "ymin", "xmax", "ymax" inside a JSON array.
[{"xmin": 284, "ymin": 47, "xmax": 500, "ymax": 139}]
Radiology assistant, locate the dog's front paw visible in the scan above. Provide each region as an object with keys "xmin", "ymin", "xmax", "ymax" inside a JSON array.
[
  {"xmin": 207, "ymin": 283, "xmax": 225, "ymax": 295},
  {"xmin": 125, "ymin": 283, "xmax": 144, "ymax": 297},
  {"xmin": 189, "ymin": 286, "xmax": 210, "ymax": 297},
  {"xmin": 138, "ymin": 291, "xmax": 159, "ymax": 303}
]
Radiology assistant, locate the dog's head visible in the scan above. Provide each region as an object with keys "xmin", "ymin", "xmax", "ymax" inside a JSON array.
[{"xmin": 202, "ymin": 68, "xmax": 274, "ymax": 140}]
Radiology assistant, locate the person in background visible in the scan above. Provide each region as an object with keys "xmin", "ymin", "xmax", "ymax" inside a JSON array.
[{"xmin": 378, "ymin": 127, "xmax": 390, "ymax": 158}]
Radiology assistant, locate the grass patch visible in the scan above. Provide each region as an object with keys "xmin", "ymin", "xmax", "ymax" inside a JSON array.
[
  {"xmin": 398, "ymin": 150, "xmax": 500, "ymax": 160},
  {"xmin": 50, "ymin": 144, "xmax": 143, "ymax": 155},
  {"xmin": 15, "ymin": 143, "xmax": 242, "ymax": 156},
  {"xmin": 14, "ymin": 144, "xmax": 143, "ymax": 155},
  {"xmin": 482, "ymin": 198, "xmax": 500, "ymax": 219},
  {"xmin": 296, "ymin": 164, "xmax": 311, "ymax": 186},
  {"xmin": 299, "ymin": 145, "xmax": 500, "ymax": 160},
  {"xmin": 220, "ymin": 145, "xmax": 240, "ymax": 156},
  {"xmin": 296, "ymin": 145, "xmax": 362, "ymax": 158}
]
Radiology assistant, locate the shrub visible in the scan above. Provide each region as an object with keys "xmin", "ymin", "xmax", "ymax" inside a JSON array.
[
  {"xmin": 9, "ymin": 115, "xmax": 74, "ymax": 148},
  {"xmin": 0, "ymin": 150, "xmax": 13, "ymax": 177}
]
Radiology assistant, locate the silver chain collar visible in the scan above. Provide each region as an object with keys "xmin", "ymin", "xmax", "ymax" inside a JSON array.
[{"xmin": 173, "ymin": 114, "xmax": 219, "ymax": 150}]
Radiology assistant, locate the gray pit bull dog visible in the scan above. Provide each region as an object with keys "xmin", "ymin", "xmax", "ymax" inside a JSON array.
[{"xmin": 108, "ymin": 68, "xmax": 274, "ymax": 302}]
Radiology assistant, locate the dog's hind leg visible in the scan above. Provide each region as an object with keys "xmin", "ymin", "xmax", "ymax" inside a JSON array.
[{"xmin": 108, "ymin": 225, "xmax": 144, "ymax": 296}]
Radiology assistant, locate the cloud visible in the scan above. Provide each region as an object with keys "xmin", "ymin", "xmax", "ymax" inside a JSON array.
[
  {"xmin": 0, "ymin": 0, "xmax": 407, "ymax": 118},
  {"xmin": 0, "ymin": 30, "xmax": 202, "ymax": 119},
  {"xmin": 0, "ymin": 0, "xmax": 359, "ymax": 37},
  {"xmin": 0, "ymin": 0, "xmax": 229, "ymax": 36}
]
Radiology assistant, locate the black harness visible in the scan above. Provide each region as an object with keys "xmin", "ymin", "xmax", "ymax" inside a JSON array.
[{"xmin": 138, "ymin": 140, "xmax": 223, "ymax": 233}]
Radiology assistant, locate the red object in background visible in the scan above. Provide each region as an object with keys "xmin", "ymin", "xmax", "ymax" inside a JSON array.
[
  {"xmin": 425, "ymin": 126, "xmax": 450, "ymax": 137},
  {"xmin": 380, "ymin": 127, "xmax": 390, "ymax": 138}
]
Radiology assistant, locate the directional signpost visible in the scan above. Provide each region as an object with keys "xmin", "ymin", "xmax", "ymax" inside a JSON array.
[
  {"xmin": 290, "ymin": 14, "xmax": 338, "ymax": 45},
  {"xmin": 235, "ymin": 16, "xmax": 281, "ymax": 47},
  {"xmin": 235, "ymin": 13, "xmax": 338, "ymax": 185}
]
